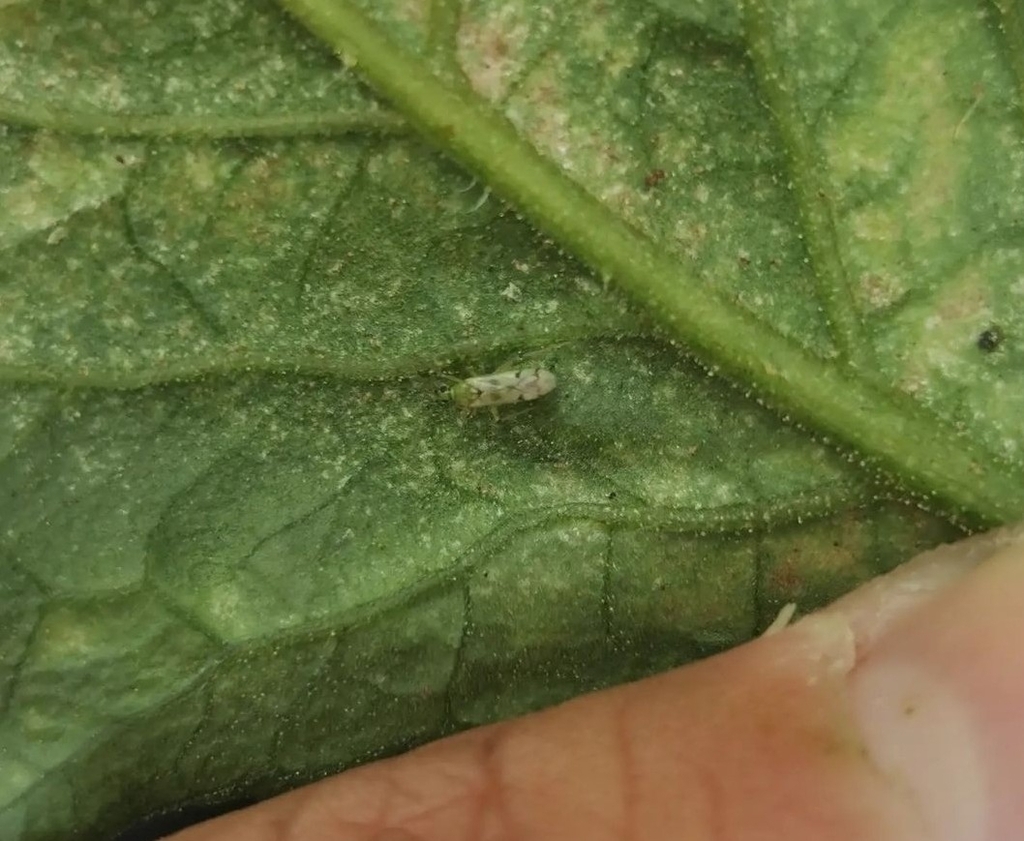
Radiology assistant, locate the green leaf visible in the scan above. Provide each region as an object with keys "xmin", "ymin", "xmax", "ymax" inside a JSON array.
[{"xmin": 0, "ymin": 0, "xmax": 1020, "ymax": 837}]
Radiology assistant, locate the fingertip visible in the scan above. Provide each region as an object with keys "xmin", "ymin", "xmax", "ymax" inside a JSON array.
[{"xmin": 846, "ymin": 523, "xmax": 1024, "ymax": 841}]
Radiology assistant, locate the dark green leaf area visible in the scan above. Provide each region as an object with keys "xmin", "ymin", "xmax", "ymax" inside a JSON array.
[
  {"xmin": 0, "ymin": 0, "xmax": 368, "ymax": 120},
  {"xmin": 0, "ymin": 132, "xmax": 643, "ymax": 385},
  {"xmin": 1, "ymin": 341, "xmax": 963, "ymax": 838}
]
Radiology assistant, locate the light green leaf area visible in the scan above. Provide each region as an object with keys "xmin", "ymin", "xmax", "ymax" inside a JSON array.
[{"xmin": 0, "ymin": 0, "xmax": 1021, "ymax": 838}]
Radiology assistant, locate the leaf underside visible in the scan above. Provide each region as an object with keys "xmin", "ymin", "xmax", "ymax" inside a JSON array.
[{"xmin": 1, "ymin": 0, "xmax": 1021, "ymax": 838}]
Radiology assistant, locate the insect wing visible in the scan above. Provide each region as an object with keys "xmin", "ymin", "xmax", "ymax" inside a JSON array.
[
  {"xmin": 514, "ymin": 368, "xmax": 557, "ymax": 401},
  {"xmin": 453, "ymin": 367, "xmax": 557, "ymax": 409}
]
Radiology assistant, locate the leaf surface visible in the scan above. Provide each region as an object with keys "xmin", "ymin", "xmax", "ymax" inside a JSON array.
[{"xmin": 1, "ymin": 0, "xmax": 1021, "ymax": 837}]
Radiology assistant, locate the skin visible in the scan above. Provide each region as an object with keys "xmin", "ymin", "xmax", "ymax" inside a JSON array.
[{"xmin": 171, "ymin": 523, "xmax": 1024, "ymax": 841}]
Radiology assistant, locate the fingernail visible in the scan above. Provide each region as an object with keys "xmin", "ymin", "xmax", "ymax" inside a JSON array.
[{"xmin": 847, "ymin": 525, "xmax": 1024, "ymax": 841}]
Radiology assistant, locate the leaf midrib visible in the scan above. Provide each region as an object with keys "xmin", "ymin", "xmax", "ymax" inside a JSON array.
[{"xmin": 274, "ymin": 0, "xmax": 1023, "ymax": 527}]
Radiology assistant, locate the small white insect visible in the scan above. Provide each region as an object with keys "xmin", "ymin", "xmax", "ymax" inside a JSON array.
[{"xmin": 443, "ymin": 366, "xmax": 557, "ymax": 411}]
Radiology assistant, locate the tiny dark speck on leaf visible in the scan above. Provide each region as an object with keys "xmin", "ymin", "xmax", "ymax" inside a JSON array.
[
  {"xmin": 643, "ymin": 168, "xmax": 667, "ymax": 189},
  {"xmin": 977, "ymin": 326, "xmax": 1004, "ymax": 352}
]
